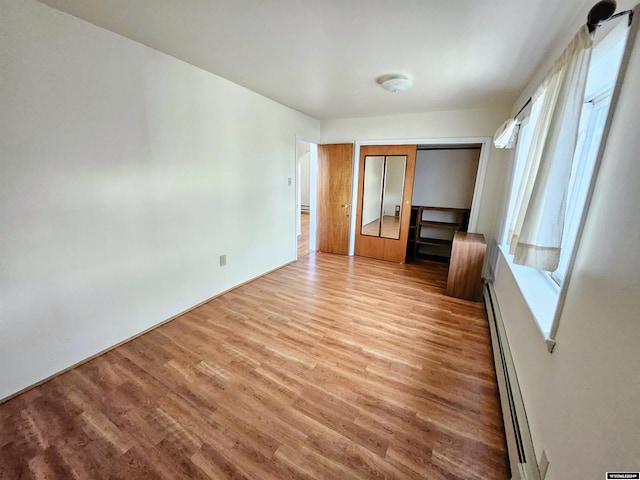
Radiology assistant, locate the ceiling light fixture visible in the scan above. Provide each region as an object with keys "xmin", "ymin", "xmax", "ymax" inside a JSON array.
[{"xmin": 378, "ymin": 75, "xmax": 413, "ymax": 93}]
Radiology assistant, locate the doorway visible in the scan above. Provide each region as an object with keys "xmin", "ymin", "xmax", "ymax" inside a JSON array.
[
  {"xmin": 296, "ymin": 139, "xmax": 317, "ymax": 259},
  {"xmin": 316, "ymin": 144, "xmax": 354, "ymax": 256},
  {"xmin": 408, "ymin": 144, "xmax": 481, "ymax": 264}
]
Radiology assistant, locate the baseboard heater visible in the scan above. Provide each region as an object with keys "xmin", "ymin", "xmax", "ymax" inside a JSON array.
[{"xmin": 484, "ymin": 282, "xmax": 541, "ymax": 480}]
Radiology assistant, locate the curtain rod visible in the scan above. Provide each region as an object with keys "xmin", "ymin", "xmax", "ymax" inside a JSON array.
[
  {"xmin": 514, "ymin": 97, "xmax": 532, "ymax": 121},
  {"xmin": 513, "ymin": 7, "xmax": 633, "ymax": 121},
  {"xmin": 589, "ymin": 8, "xmax": 634, "ymax": 32}
]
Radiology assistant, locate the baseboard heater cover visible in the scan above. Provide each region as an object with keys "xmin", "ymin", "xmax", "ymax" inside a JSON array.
[{"xmin": 484, "ymin": 282, "xmax": 541, "ymax": 480}]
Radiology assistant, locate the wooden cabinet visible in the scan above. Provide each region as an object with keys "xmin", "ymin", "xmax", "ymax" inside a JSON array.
[
  {"xmin": 407, "ymin": 206, "xmax": 470, "ymax": 262},
  {"xmin": 446, "ymin": 232, "xmax": 486, "ymax": 301}
]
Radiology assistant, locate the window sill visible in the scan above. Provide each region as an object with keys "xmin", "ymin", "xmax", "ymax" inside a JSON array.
[{"xmin": 498, "ymin": 245, "xmax": 559, "ymax": 346}]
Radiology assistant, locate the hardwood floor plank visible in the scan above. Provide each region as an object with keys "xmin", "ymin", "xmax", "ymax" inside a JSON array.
[
  {"xmin": 274, "ymin": 444, "xmax": 364, "ymax": 480},
  {"xmin": 297, "ymin": 212, "xmax": 311, "ymax": 259},
  {"xmin": 191, "ymin": 445, "xmax": 250, "ymax": 480},
  {"xmin": 0, "ymin": 253, "xmax": 509, "ymax": 479},
  {"xmin": 150, "ymin": 440, "xmax": 212, "ymax": 480},
  {"xmin": 28, "ymin": 452, "xmax": 64, "ymax": 479},
  {"xmin": 57, "ymin": 443, "xmax": 101, "ymax": 480},
  {"xmin": 210, "ymin": 406, "xmax": 280, "ymax": 460}
]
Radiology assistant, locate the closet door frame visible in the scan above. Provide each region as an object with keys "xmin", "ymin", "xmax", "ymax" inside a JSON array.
[{"xmin": 348, "ymin": 137, "xmax": 491, "ymax": 257}]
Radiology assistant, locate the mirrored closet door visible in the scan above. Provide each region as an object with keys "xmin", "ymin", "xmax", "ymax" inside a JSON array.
[{"xmin": 355, "ymin": 145, "xmax": 416, "ymax": 262}]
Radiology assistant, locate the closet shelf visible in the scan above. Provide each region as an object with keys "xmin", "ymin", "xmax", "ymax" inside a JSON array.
[
  {"xmin": 407, "ymin": 205, "xmax": 471, "ymax": 263},
  {"xmin": 417, "ymin": 220, "xmax": 461, "ymax": 229},
  {"xmin": 416, "ymin": 237, "xmax": 451, "ymax": 247}
]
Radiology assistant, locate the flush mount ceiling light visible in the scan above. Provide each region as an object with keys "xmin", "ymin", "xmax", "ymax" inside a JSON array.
[{"xmin": 377, "ymin": 74, "xmax": 413, "ymax": 93}]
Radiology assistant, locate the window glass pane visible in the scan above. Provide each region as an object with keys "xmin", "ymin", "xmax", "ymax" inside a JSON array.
[{"xmin": 551, "ymin": 96, "xmax": 610, "ymax": 284}]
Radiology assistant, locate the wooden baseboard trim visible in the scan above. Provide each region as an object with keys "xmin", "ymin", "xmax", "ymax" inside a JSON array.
[{"xmin": 0, "ymin": 261, "xmax": 295, "ymax": 405}]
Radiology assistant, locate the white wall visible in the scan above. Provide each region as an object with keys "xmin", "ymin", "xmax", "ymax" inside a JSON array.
[
  {"xmin": 321, "ymin": 107, "xmax": 510, "ymax": 144},
  {"xmin": 492, "ymin": 3, "xmax": 640, "ymax": 478},
  {"xmin": 0, "ymin": 0, "xmax": 320, "ymax": 400},
  {"xmin": 297, "ymin": 139, "xmax": 311, "ymax": 209},
  {"xmin": 412, "ymin": 149, "xmax": 480, "ymax": 208},
  {"xmin": 300, "ymin": 153, "xmax": 311, "ymax": 207}
]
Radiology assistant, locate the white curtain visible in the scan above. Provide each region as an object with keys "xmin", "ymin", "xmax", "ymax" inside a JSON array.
[
  {"xmin": 508, "ymin": 25, "xmax": 594, "ymax": 271},
  {"xmin": 493, "ymin": 118, "xmax": 520, "ymax": 148}
]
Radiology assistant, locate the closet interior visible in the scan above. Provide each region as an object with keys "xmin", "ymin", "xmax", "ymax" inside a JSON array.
[{"xmin": 407, "ymin": 144, "xmax": 481, "ymax": 264}]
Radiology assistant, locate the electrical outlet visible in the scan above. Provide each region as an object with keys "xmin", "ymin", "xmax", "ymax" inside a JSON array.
[
  {"xmin": 539, "ymin": 450, "xmax": 549, "ymax": 479},
  {"xmin": 219, "ymin": 255, "xmax": 227, "ymax": 267}
]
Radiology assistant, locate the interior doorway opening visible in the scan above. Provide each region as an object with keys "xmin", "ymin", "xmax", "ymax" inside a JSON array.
[
  {"xmin": 296, "ymin": 139, "xmax": 317, "ymax": 259},
  {"xmin": 407, "ymin": 144, "xmax": 481, "ymax": 265}
]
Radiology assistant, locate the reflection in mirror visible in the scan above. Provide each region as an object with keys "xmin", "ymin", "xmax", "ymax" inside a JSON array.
[
  {"xmin": 361, "ymin": 156, "xmax": 384, "ymax": 236},
  {"xmin": 360, "ymin": 155, "xmax": 407, "ymax": 239},
  {"xmin": 381, "ymin": 156, "xmax": 407, "ymax": 239}
]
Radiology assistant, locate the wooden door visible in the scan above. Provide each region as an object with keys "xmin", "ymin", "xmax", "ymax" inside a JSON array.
[
  {"xmin": 317, "ymin": 144, "xmax": 354, "ymax": 255},
  {"xmin": 355, "ymin": 145, "xmax": 416, "ymax": 263}
]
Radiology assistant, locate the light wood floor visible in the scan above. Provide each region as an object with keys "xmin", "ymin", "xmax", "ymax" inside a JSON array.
[
  {"xmin": 361, "ymin": 215, "xmax": 401, "ymax": 238},
  {"xmin": 297, "ymin": 212, "xmax": 310, "ymax": 258},
  {"xmin": 0, "ymin": 253, "xmax": 509, "ymax": 480}
]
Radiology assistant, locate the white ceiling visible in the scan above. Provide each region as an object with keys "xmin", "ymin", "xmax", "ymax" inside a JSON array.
[{"xmin": 39, "ymin": 0, "xmax": 591, "ymax": 120}]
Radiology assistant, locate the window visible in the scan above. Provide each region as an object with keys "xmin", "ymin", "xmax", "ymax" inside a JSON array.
[
  {"xmin": 500, "ymin": 22, "xmax": 629, "ymax": 337},
  {"xmin": 550, "ymin": 92, "xmax": 611, "ymax": 286}
]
